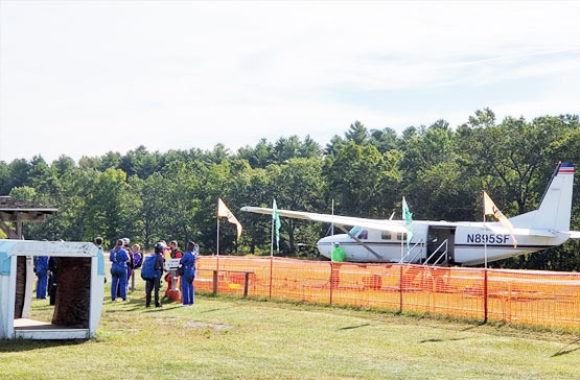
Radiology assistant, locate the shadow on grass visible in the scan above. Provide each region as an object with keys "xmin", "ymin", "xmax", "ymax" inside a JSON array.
[
  {"xmin": 459, "ymin": 321, "xmax": 487, "ymax": 332},
  {"xmin": 551, "ymin": 338, "xmax": 580, "ymax": 357},
  {"xmin": 337, "ymin": 323, "xmax": 371, "ymax": 331},
  {"xmin": 199, "ymin": 306, "xmax": 238, "ymax": 314},
  {"xmin": 0, "ymin": 339, "xmax": 88, "ymax": 353},
  {"xmin": 143, "ymin": 305, "xmax": 182, "ymax": 313},
  {"xmin": 420, "ymin": 337, "xmax": 471, "ymax": 343}
]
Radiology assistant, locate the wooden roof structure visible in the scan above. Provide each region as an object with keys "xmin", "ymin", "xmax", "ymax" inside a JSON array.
[{"xmin": 0, "ymin": 196, "xmax": 58, "ymax": 238}]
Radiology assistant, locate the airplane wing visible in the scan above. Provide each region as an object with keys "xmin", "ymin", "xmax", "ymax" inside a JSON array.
[{"xmin": 241, "ymin": 207, "xmax": 409, "ymax": 234}]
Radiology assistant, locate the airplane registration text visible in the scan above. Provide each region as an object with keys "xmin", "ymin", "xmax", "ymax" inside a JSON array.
[{"xmin": 466, "ymin": 234, "xmax": 510, "ymax": 244}]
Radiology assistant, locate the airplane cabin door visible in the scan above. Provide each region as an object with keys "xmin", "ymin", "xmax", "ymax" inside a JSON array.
[{"xmin": 426, "ymin": 226, "xmax": 456, "ymax": 265}]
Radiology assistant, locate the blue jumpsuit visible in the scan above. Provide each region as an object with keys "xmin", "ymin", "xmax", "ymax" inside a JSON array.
[
  {"xmin": 179, "ymin": 250, "xmax": 197, "ymax": 305},
  {"xmin": 34, "ymin": 256, "xmax": 49, "ymax": 299},
  {"xmin": 110, "ymin": 247, "xmax": 129, "ymax": 301}
]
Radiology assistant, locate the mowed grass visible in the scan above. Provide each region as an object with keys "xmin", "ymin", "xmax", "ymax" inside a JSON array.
[{"xmin": 1, "ymin": 280, "xmax": 579, "ymax": 380}]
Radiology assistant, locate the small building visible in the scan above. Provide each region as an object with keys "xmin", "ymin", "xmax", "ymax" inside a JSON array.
[{"xmin": 0, "ymin": 239, "xmax": 105, "ymax": 339}]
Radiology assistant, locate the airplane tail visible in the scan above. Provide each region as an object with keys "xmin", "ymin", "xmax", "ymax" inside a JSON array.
[{"xmin": 511, "ymin": 162, "xmax": 575, "ymax": 232}]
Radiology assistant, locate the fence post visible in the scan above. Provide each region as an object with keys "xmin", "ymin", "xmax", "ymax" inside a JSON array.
[
  {"xmin": 213, "ymin": 270, "xmax": 218, "ymax": 295},
  {"xmin": 483, "ymin": 269, "xmax": 488, "ymax": 323},
  {"xmin": 269, "ymin": 257, "xmax": 273, "ymax": 298},
  {"xmin": 243, "ymin": 272, "xmax": 249, "ymax": 298},
  {"xmin": 329, "ymin": 262, "xmax": 334, "ymax": 305},
  {"xmin": 399, "ymin": 264, "xmax": 403, "ymax": 313}
]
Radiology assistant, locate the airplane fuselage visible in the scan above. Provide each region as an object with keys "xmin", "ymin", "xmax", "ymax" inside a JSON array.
[{"xmin": 317, "ymin": 220, "xmax": 568, "ymax": 266}]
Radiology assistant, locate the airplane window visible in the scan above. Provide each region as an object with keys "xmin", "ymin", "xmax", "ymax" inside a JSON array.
[
  {"xmin": 381, "ymin": 232, "xmax": 392, "ymax": 240},
  {"xmin": 358, "ymin": 230, "xmax": 368, "ymax": 239},
  {"xmin": 349, "ymin": 226, "xmax": 361, "ymax": 236}
]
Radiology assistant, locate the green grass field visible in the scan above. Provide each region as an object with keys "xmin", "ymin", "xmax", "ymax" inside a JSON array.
[{"xmin": 1, "ymin": 283, "xmax": 579, "ymax": 380}]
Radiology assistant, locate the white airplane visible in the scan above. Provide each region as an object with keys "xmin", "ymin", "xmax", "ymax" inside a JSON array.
[{"xmin": 242, "ymin": 162, "xmax": 580, "ymax": 266}]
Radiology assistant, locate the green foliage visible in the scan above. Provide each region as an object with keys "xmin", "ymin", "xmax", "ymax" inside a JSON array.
[
  {"xmin": 9, "ymin": 186, "xmax": 37, "ymax": 202},
  {"xmin": 2, "ymin": 116, "xmax": 579, "ymax": 270}
]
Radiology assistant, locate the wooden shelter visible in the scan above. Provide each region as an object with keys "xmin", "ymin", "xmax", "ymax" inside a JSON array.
[{"xmin": 0, "ymin": 196, "xmax": 58, "ymax": 239}]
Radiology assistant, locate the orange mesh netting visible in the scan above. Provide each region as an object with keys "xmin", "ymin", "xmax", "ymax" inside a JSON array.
[{"xmin": 194, "ymin": 256, "xmax": 580, "ymax": 329}]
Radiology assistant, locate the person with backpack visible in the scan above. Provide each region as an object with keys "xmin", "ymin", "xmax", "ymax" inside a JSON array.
[
  {"xmin": 142, "ymin": 242, "xmax": 165, "ymax": 308},
  {"xmin": 110, "ymin": 239, "xmax": 130, "ymax": 301},
  {"xmin": 179, "ymin": 241, "xmax": 198, "ymax": 306}
]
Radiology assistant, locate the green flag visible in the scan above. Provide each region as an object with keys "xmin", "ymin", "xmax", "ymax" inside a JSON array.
[
  {"xmin": 272, "ymin": 199, "xmax": 281, "ymax": 252},
  {"xmin": 402, "ymin": 197, "xmax": 413, "ymax": 249}
]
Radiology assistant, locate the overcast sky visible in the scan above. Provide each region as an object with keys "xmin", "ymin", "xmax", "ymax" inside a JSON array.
[{"xmin": 1, "ymin": 1, "xmax": 579, "ymax": 163}]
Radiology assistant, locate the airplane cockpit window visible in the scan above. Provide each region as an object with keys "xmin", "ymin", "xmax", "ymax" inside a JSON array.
[
  {"xmin": 349, "ymin": 226, "xmax": 361, "ymax": 236},
  {"xmin": 349, "ymin": 226, "xmax": 367, "ymax": 240}
]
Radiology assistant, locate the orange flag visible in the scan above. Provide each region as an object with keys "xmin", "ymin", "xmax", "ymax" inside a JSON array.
[
  {"xmin": 217, "ymin": 198, "xmax": 243, "ymax": 239},
  {"xmin": 483, "ymin": 191, "xmax": 517, "ymax": 248}
]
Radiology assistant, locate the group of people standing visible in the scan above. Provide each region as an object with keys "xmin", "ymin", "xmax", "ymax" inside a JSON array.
[
  {"xmin": 110, "ymin": 238, "xmax": 198, "ymax": 308},
  {"xmin": 109, "ymin": 237, "xmax": 143, "ymax": 302},
  {"xmin": 34, "ymin": 237, "xmax": 198, "ymax": 309}
]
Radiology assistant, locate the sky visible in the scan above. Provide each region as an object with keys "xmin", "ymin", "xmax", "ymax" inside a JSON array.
[{"xmin": 1, "ymin": 1, "xmax": 579, "ymax": 163}]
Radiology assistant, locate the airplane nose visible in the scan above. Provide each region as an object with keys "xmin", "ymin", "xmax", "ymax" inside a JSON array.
[{"xmin": 317, "ymin": 236, "xmax": 333, "ymax": 259}]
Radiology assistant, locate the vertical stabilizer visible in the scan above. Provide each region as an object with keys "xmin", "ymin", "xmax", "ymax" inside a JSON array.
[{"xmin": 534, "ymin": 162, "xmax": 575, "ymax": 231}]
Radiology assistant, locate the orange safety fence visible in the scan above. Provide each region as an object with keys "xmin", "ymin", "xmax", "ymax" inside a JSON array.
[{"xmin": 193, "ymin": 256, "xmax": 580, "ymax": 329}]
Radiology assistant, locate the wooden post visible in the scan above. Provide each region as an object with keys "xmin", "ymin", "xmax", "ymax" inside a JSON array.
[
  {"xmin": 269, "ymin": 257, "xmax": 273, "ymax": 298},
  {"xmin": 243, "ymin": 272, "xmax": 249, "ymax": 298},
  {"xmin": 329, "ymin": 262, "xmax": 334, "ymax": 305},
  {"xmin": 399, "ymin": 264, "xmax": 403, "ymax": 314},
  {"xmin": 213, "ymin": 270, "xmax": 218, "ymax": 295},
  {"xmin": 483, "ymin": 269, "xmax": 488, "ymax": 323}
]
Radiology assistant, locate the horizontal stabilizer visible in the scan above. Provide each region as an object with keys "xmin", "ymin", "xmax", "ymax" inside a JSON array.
[{"xmin": 241, "ymin": 207, "xmax": 408, "ymax": 234}]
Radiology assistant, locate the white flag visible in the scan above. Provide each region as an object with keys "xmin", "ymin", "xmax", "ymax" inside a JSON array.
[
  {"xmin": 217, "ymin": 198, "xmax": 243, "ymax": 239},
  {"xmin": 483, "ymin": 191, "xmax": 517, "ymax": 248}
]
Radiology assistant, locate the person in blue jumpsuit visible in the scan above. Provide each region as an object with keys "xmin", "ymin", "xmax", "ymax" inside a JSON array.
[
  {"xmin": 34, "ymin": 255, "xmax": 49, "ymax": 299},
  {"xmin": 110, "ymin": 239, "xmax": 129, "ymax": 301},
  {"xmin": 179, "ymin": 240, "xmax": 197, "ymax": 306},
  {"xmin": 145, "ymin": 242, "xmax": 165, "ymax": 308}
]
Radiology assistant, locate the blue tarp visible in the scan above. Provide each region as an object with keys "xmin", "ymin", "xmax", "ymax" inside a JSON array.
[{"xmin": 0, "ymin": 240, "xmax": 17, "ymax": 275}]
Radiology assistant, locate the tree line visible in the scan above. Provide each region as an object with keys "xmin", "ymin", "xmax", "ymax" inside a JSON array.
[{"xmin": 1, "ymin": 108, "xmax": 579, "ymax": 270}]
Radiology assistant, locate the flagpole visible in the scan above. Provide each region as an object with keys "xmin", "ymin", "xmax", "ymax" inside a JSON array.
[
  {"xmin": 269, "ymin": 202, "xmax": 274, "ymax": 298},
  {"xmin": 216, "ymin": 216, "xmax": 220, "ymax": 257},
  {"xmin": 216, "ymin": 199, "xmax": 220, "ymax": 274},
  {"xmin": 483, "ymin": 191, "xmax": 487, "ymax": 269},
  {"xmin": 331, "ymin": 199, "xmax": 334, "ymax": 235},
  {"xmin": 401, "ymin": 234, "xmax": 404, "ymax": 263},
  {"xmin": 270, "ymin": 211, "xmax": 274, "ymax": 258}
]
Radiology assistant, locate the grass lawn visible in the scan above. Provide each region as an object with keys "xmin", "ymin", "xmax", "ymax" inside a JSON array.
[{"xmin": 1, "ymin": 282, "xmax": 579, "ymax": 380}]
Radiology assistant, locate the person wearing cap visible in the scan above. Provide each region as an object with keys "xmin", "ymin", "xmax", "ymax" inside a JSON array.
[
  {"xmin": 110, "ymin": 239, "xmax": 130, "ymax": 301},
  {"xmin": 179, "ymin": 241, "xmax": 198, "ymax": 306}
]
